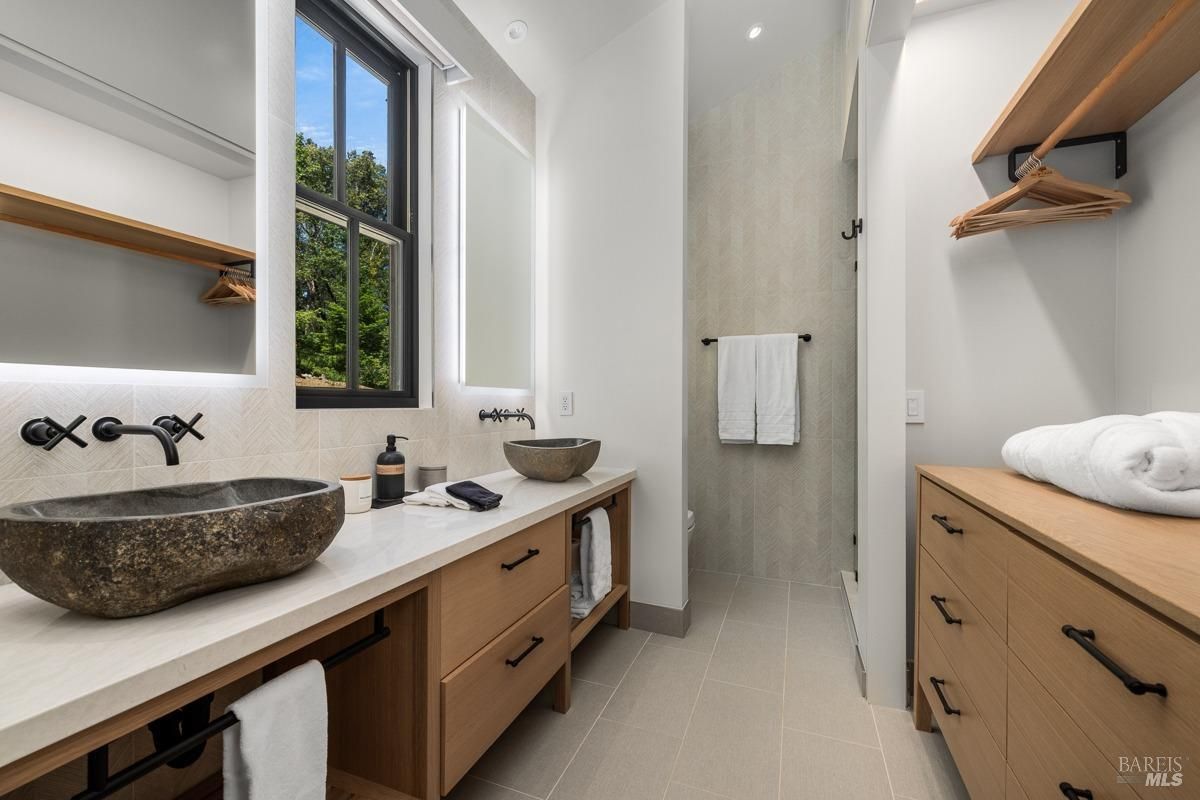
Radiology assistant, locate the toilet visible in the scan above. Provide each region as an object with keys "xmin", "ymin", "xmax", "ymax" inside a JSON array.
[{"xmin": 687, "ymin": 509, "xmax": 695, "ymax": 545}]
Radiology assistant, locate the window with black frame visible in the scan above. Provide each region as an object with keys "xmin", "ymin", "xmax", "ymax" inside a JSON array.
[{"xmin": 294, "ymin": 0, "xmax": 419, "ymax": 408}]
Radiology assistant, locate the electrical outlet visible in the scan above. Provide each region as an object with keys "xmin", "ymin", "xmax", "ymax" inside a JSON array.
[
  {"xmin": 558, "ymin": 391, "xmax": 574, "ymax": 416},
  {"xmin": 906, "ymin": 390, "xmax": 925, "ymax": 424}
]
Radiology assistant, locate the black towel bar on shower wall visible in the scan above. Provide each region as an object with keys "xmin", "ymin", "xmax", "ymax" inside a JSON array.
[
  {"xmin": 71, "ymin": 610, "xmax": 391, "ymax": 800},
  {"xmin": 701, "ymin": 334, "xmax": 812, "ymax": 346}
]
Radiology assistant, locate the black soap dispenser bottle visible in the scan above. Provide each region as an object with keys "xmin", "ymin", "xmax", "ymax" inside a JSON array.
[{"xmin": 373, "ymin": 434, "xmax": 409, "ymax": 508}]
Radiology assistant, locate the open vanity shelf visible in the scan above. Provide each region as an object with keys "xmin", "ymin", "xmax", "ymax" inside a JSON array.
[
  {"xmin": 0, "ymin": 182, "xmax": 255, "ymax": 274},
  {"xmin": 973, "ymin": 0, "xmax": 1200, "ymax": 162},
  {"xmin": 567, "ymin": 489, "xmax": 632, "ymax": 651}
]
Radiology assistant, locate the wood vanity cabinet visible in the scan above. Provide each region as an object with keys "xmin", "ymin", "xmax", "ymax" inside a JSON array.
[{"xmin": 914, "ymin": 467, "xmax": 1200, "ymax": 800}]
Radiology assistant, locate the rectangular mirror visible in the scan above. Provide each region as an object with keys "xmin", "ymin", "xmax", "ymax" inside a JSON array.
[
  {"xmin": 0, "ymin": 0, "xmax": 257, "ymax": 378},
  {"xmin": 460, "ymin": 104, "xmax": 533, "ymax": 392}
]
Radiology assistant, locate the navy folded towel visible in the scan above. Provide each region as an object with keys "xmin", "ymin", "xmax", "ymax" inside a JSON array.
[{"xmin": 445, "ymin": 480, "xmax": 503, "ymax": 511}]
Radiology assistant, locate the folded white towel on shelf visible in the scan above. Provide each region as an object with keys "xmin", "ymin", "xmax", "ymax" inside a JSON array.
[
  {"xmin": 223, "ymin": 661, "xmax": 328, "ymax": 800},
  {"xmin": 1001, "ymin": 411, "xmax": 1200, "ymax": 517},
  {"xmin": 571, "ymin": 521, "xmax": 595, "ymax": 619},
  {"xmin": 401, "ymin": 481, "xmax": 471, "ymax": 510},
  {"xmin": 755, "ymin": 334, "xmax": 799, "ymax": 445},
  {"xmin": 717, "ymin": 335, "xmax": 757, "ymax": 444},
  {"xmin": 584, "ymin": 507, "xmax": 613, "ymax": 602}
]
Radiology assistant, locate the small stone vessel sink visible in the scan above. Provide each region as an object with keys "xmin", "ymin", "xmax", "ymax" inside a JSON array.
[
  {"xmin": 504, "ymin": 438, "xmax": 601, "ymax": 482},
  {"xmin": 0, "ymin": 478, "xmax": 344, "ymax": 618}
]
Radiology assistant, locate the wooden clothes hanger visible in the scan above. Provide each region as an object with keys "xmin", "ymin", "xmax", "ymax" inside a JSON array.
[
  {"xmin": 200, "ymin": 270, "xmax": 256, "ymax": 305},
  {"xmin": 950, "ymin": 166, "xmax": 1130, "ymax": 238}
]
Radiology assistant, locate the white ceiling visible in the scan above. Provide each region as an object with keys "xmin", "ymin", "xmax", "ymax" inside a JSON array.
[
  {"xmin": 450, "ymin": 0, "xmax": 668, "ymax": 97},
  {"xmin": 913, "ymin": 0, "xmax": 994, "ymax": 18}
]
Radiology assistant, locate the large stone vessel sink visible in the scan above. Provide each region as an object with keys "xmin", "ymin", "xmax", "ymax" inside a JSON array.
[
  {"xmin": 504, "ymin": 438, "xmax": 601, "ymax": 482},
  {"xmin": 0, "ymin": 478, "xmax": 344, "ymax": 618}
]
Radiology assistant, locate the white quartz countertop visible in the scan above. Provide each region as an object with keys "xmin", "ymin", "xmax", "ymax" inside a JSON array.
[{"xmin": 0, "ymin": 467, "xmax": 635, "ymax": 770}]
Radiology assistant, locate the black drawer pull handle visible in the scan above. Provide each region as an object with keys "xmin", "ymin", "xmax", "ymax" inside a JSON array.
[
  {"xmin": 506, "ymin": 636, "xmax": 545, "ymax": 667},
  {"xmin": 930, "ymin": 595, "xmax": 962, "ymax": 625},
  {"xmin": 929, "ymin": 677, "xmax": 961, "ymax": 716},
  {"xmin": 931, "ymin": 514, "xmax": 963, "ymax": 534},
  {"xmin": 501, "ymin": 548, "xmax": 540, "ymax": 571},
  {"xmin": 1061, "ymin": 625, "xmax": 1167, "ymax": 697},
  {"xmin": 1059, "ymin": 782, "xmax": 1094, "ymax": 800}
]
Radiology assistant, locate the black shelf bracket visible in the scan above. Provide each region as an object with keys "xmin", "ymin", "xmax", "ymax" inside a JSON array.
[{"xmin": 1008, "ymin": 131, "xmax": 1127, "ymax": 182}]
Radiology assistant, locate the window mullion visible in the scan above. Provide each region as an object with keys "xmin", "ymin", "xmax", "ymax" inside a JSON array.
[
  {"xmin": 334, "ymin": 41, "xmax": 347, "ymax": 205},
  {"xmin": 346, "ymin": 217, "xmax": 360, "ymax": 390}
]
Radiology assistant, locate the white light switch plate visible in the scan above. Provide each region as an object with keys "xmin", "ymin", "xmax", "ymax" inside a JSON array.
[
  {"xmin": 906, "ymin": 390, "xmax": 925, "ymax": 424},
  {"xmin": 558, "ymin": 391, "xmax": 574, "ymax": 416}
]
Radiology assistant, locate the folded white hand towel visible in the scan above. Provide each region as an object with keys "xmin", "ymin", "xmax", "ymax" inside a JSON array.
[
  {"xmin": 572, "ymin": 523, "xmax": 596, "ymax": 619},
  {"xmin": 224, "ymin": 661, "xmax": 327, "ymax": 800},
  {"xmin": 1001, "ymin": 411, "xmax": 1200, "ymax": 517},
  {"xmin": 717, "ymin": 335, "xmax": 757, "ymax": 444},
  {"xmin": 584, "ymin": 507, "xmax": 613, "ymax": 603},
  {"xmin": 755, "ymin": 334, "xmax": 799, "ymax": 445},
  {"xmin": 401, "ymin": 481, "xmax": 471, "ymax": 510}
]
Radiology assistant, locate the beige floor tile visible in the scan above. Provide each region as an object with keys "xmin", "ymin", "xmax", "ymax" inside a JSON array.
[
  {"xmin": 783, "ymin": 650, "xmax": 878, "ymax": 747},
  {"xmin": 470, "ymin": 680, "xmax": 614, "ymax": 799},
  {"xmin": 789, "ymin": 582, "xmax": 844, "ymax": 607},
  {"xmin": 446, "ymin": 776, "xmax": 539, "ymax": 800},
  {"xmin": 787, "ymin": 600, "xmax": 853, "ymax": 660},
  {"xmin": 726, "ymin": 577, "xmax": 789, "ymax": 629},
  {"xmin": 780, "ymin": 729, "xmax": 892, "ymax": 799},
  {"xmin": 689, "ymin": 570, "xmax": 740, "ymax": 606},
  {"xmin": 650, "ymin": 600, "xmax": 726, "ymax": 654},
  {"xmin": 673, "ymin": 680, "xmax": 782, "ymax": 799},
  {"xmin": 873, "ymin": 706, "xmax": 969, "ymax": 800},
  {"xmin": 571, "ymin": 624, "xmax": 650, "ymax": 687},
  {"xmin": 707, "ymin": 619, "xmax": 786, "ymax": 693},
  {"xmin": 548, "ymin": 719, "xmax": 681, "ymax": 800},
  {"xmin": 602, "ymin": 644, "xmax": 709, "ymax": 738},
  {"xmin": 666, "ymin": 783, "xmax": 733, "ymax": 799}
]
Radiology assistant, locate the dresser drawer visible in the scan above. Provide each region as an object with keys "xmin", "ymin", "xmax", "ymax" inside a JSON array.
[
  {"xmin": 441, "ymin": 514, "xmax": 567, "ymax": 675},
  {"xmin": 442, "ymin": 586, "xmax": 569, "ymax": 794},
  {"xmin": 1008, "ymin": 655, "xmax": 1140, "ymax": 800},
  {"xmin": 918, "ymin": 618, "xmax": 1006, "ymax": 800},
  {"xmin": 1008, "ymin": 768, "xmax": 1031, "ymax": 800},
  {"xmin": 919, "ymin": 478, "xmax": 1009, "ymax": 634},
  {"xmin": 1009, "ymin": 534, "xmax": 1200, "ymax": 796},
  {"xmin": 919, "ymin": 546, "xmax": 1007, "ymax": 753}
]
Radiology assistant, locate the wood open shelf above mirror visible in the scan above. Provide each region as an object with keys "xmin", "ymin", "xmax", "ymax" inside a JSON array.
[{"xmin": 0, "ymin": 182, "xmax": 255, "ymax": 275}]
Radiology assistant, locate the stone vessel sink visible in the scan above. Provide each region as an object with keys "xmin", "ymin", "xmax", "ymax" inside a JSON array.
[
  {"xmin": 0, "ymin": 478, "xmax": 344, "ymax": 618},
  {"xmin": 504, "ymin": 438, "xmax": 601, "ymax": 482}
]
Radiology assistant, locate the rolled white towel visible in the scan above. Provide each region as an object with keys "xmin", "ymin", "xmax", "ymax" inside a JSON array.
[{"xmin": 1001, "ymin": 411, "xmax": 1200, "ymax": 517}]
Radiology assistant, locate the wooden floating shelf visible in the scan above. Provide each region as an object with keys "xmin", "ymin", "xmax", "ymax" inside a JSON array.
[
  {"xmin": 973, "ymin": 0, "xmax": 1200, "ymax": 162},
  {"xmin": 570, "ymin": 584, "xmax": 629, "ymax": 651},
  {"xmin": 0, "ymin": 182, "xmax": 255, "ymax": 274}
]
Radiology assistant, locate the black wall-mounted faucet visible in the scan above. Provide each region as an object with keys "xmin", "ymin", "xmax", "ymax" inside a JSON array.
[
  {"xmin": 479, "ymin": 408, "xmax": 536, "ymax": 430},
  {"xmin": 92, "ymin": 417, "xmax": 180, "ymax": 466}
]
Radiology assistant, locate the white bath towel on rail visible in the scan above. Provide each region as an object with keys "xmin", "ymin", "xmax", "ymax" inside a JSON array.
[
  {"xmin": 717, "ymin": 335, "xmax": 757, "ymax": 444},
  {"xmin": 755, "ymin": 334, "xmax": 800, "ymax": 445},
  {"xmin": 1001, "ymin": 411, "xmax": 1200, "ymax": 517}
]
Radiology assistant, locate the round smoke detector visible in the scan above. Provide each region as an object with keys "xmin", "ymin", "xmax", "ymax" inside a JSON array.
[{"xmin": 506, "ymin": 20, "xmax": 528, "ymax": 43}]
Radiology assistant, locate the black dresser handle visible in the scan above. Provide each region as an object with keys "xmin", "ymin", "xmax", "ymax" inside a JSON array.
[
  {"xmin": 931, "ymin": 514, "xmax": 963, "ymax": 534},
  {"xmin": 1059, "ymin": 782, "xmax": 1094, "ymax": 800},
  {"xmin": 1061, "ymin": 625, "xmax": 1167, "ymax": 697},
  {"xmin": 929, "ymin": 677, "xmax": 961, "ymax": 716},
  {"xmin": 505, "ymin": 636, "xmax": 544, "ymax": 667},
  {"xmin": 501, "ymin": 548, "xmax": 540, "ymax": 571},
  {"xmin": 930, "ymin": 595, "xmax": 962, "ymax": 625}
]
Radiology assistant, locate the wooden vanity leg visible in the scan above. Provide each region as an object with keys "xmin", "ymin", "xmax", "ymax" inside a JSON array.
[
  {"xmin": 913, "ymin": 679, "xmax": 934, "ymax": 732},
  {"xmin": 552, "ymin": 658, "xmax": 572, "ymax": 714},
  {"xmin": 616, "ymin": 487, "xmax": 632, "ymax": 630}
]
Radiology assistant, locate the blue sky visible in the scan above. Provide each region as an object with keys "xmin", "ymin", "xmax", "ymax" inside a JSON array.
[{"xmin": 295, "ymin": 17, "xmax": 389, "ymax": 160}]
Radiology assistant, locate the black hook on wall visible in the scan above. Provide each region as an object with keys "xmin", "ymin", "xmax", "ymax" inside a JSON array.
[{"xmin": 840, "ymin": 218, "xmax": 863, "ymax": 240}]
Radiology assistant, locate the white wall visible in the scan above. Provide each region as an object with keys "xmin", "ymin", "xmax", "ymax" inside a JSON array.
[
  {"xmin": 1116, "ymin": 71, "xmax": 1200, "ymax": 412},
  {"xmin": 537, "ymin": 0, "xmax": 688, "ymax": 611}
]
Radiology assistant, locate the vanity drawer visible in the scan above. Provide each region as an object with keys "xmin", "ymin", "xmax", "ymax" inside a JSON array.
[
  {"xmin": 1008, "ymin": 655, "xmax": 1139, "ymax": 800},
  {"xmin": 1007, "ymin": 768, "xmax": 1031, "ymax": 800},
  {"xmin": 919, "ymin": 546, "xmax": 1007, "ymax": 753},
  {"xmin": 1008, "ymin": 534, "xmax": 1200, "ymax": 794},
  {"xmin": 441, "ymin": 585, "xmax": 569, "ymax": 794},
  {"xmin": 919, "ymin": 478, "xmax": 1008, "ymax": 634},
  {"xmin": 918, "ymin": 618, "xmax": 1006, "ymax": 800},
  {"xmin": 441, "ymin": 514, "xmax": 567, "ymax": 675}
]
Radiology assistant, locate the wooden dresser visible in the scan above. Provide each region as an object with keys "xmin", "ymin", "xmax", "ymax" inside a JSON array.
[{"xmin": 914, "ymin": 466, "xmax": 1200, "ymax": 800}]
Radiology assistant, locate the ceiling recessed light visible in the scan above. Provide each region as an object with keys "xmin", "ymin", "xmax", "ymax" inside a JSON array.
[
  {"xmin": 746, "ymin": 24, "xmax": 764, "ymax": 40},
  {"xmin": 506, "ymin": 20, "xmax": 528, "ymax": 43}
]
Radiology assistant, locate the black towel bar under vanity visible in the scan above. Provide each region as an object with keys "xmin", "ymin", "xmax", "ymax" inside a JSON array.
[
  {"xmin": 72, "ymin": 610, "xmax": 391, "ymax": 800},
  {"xmin": 701, "ymin": 334, "xmax": 812, "ymax": 345},
  {"xmin": 572, "ymin": 496, "xmax": 619, "ymax": 528}
]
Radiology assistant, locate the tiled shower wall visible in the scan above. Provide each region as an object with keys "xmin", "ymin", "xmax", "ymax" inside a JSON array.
[
  {"xmin": 687, "ymin": 36, "xmax": 857, "ymax": 585},
  {"xmin": 0, "ymin": 0, "xmax": 534, "ymax": 585}
]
